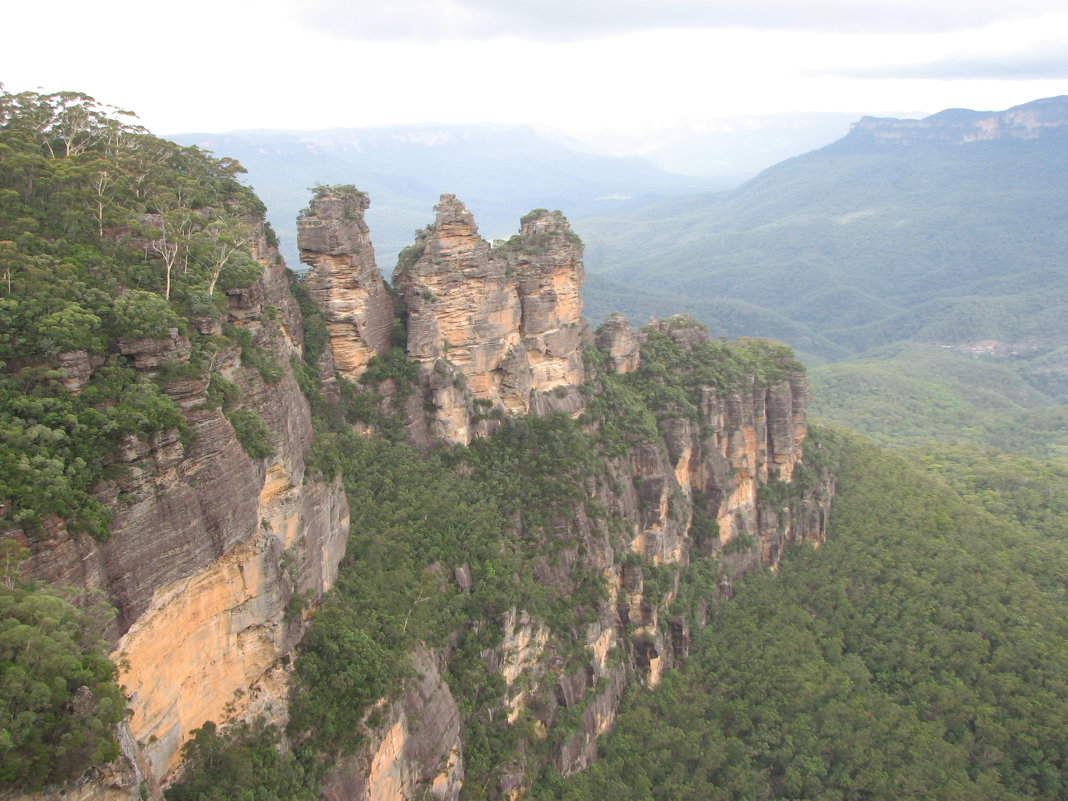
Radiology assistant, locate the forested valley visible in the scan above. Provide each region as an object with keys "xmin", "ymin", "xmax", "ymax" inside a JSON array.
[{"xmin": 1, "ymin": 87, "xmax": 1066, "ymax": 801}]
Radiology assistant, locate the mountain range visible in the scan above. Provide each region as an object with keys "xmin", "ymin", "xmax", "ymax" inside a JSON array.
[{"xmin": 578, "ymin": 96, "xmax": 1068, "ymax": 364}]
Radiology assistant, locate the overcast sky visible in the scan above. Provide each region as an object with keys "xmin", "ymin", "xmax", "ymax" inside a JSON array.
[{"xmin": 4, "ymin": 0, "xmax": 1067, "ymax": 138}]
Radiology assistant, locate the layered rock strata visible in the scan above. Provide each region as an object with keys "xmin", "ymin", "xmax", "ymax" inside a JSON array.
[
  {"xmin": 322, "ymin": 647, "xmax": 463, "ymax": 801},
  {"xmin": 298, "ymin": 187, "xmax": 393, "ymax": 380},
  {"xmin": 18, "ymin": 219, "xmax": 350, "ymax": 793},
  {"xmin": 339, "ymin": 307, "xmax": 830, "ymax": 797},
  {"xmin": 393, "ymin": 195, "xmax": 585, "ymax": 445}
]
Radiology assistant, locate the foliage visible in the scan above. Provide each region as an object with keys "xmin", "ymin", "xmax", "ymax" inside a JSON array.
[
  {"xmin": 225, "ymin": 409, "xmax": 274, "ymax": 460},
  {"xmin": 807, "ymin": 342, "xmax": 1068, "ymax": 459},
  {"xmin": 0, "ymin": 364, "xmax": 184, "ymax": 539},
  {"xmin": 0, "ymin": 87, "xmax": 274, "ymax": 540},
  {"xmin": 582, "ymin": 323, "xmax": 800, "ymax": 458},
  {"xmin": 165, "ymin": 720, "xmax": 317, "ymax": 801},
  {"xmin": 286, "ymin": 270, "xmax": 329, "ymax": 370},
  {"xmin": 534, "ymin": 430, "xmax": 1068, "ymax": 801},
  {"xmin": 0, "ymin": 582, "xmax": 125, "ymax": 791}
]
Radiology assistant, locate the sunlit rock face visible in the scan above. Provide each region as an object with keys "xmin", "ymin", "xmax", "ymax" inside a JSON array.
[
  {"xmin": 298, "ymin": 187, "xmax": 394, "ymax": 381},
  {"xmin": 321, "ymin": 646, "xmax": 463, "ymax": 801},
  {"xmin": 18, "ymin": 220, "xmax": 351, "ymax": 792},
  {"xmin": 394, "ymin": 195, "xmax": 585, "ymax": 445}
]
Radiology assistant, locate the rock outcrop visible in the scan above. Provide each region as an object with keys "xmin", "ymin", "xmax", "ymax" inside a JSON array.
[
  {"xmin": 849, "ymin": 95, "xmax": 1068, "ymax": 146},
  {"xmin": 18, "ymin": 219, "xmax": 350, "ymax": 793},
  {"xmin": 337, "ymin": 299, "xmax": 830, "ymax": 797},
  {"xmin": 595, "ymin": 314, "xmax": 640, "ymax": 374},
  {"xmin": 298, "ymin": 186, "xmax": 394, "ymax": 380},
  {"xmin": 322, "ymin": 647, "xmax": 463, "ymax": 801},
  {"xmin": 16, "ymin": 185, "xmax": 831, "ymax": 801},
  {"xmin": 393, "ymin": 196, "xmax": 585, "ymax": 445}
]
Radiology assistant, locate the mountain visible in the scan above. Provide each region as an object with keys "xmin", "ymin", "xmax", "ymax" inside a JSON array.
[
  {"xmin": 5, "ymin": 86, "xmax": 1068, "ymax": 801},
  {"xmin": 578, "ymin": 96, "xmax": 1068, "ymax": 360},
  {"xmin": 0, "ymin": 91, "xmax": 832, "ymax": 800},
  {"xmin": 168, "ymin": 124, "xmax": 708, "ymax": 272}
]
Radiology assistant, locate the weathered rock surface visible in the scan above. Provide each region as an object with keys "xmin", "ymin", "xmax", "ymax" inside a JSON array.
[
  {"xmin": 19, "ymin": 218, "xmax": 351, "ymax": 792},
  {"xmin": 322, "ymin": 646, "xmax": 463, "ymax": 801},
  {"xmin": 344, "ymin": 312, "xmax": 832, "ymax": 799},
  {"xmin": 394, "ymin": 196, "xmax": 585, "ymax": 444},
  {"xmin": 850, "ymin": 95, "xmax": 1068, "ymax": 146},
  {"xmin": 595, "ymin": 314, "xmax": 640, "ymax": 374},
  {"xmin": 298, "ymin": 187, "xmax": 393, "ymax": 380}
]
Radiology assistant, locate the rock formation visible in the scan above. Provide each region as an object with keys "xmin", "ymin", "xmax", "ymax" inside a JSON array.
[
  {"xmin": 14, "ymin": 187, "xmax": 831, "ymax": 801},
  {"xmin": 849, "ymin": 95, "xmax": 1068, "ymax": 146},
  {"xmin": 16, "ymin": 219, "xmax": 350, "ymax": 794},
  {"xmin": 393, "ymin": 195, "xmax": 585, "ymax": 445},
  {"xmin": 333, "ymin": 300, "xmax": 830, "ymax": 796},
  {"xmin": 298, "ymin": 186, "xmax": 394, "ymax": 380},
  {"xmin": 595, "ymin": 313, "xmax": 640, "ymax": 374}
]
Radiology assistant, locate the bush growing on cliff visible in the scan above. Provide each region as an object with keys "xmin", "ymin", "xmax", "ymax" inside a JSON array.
[
  {"xmin": 534, "ymin": 430, "xmax": 1068, "ymax": 801},
  {"xmin": 225, "ymin": 408, "xmax": 274, "ymax": 460},
  {"xmin": 0, "ymin": 582, "xmax": 125, "ymax": 791},
  {"xmin": 0, "ymin": 365, "xmax": 184, "ymax": 539},
  {"xmin": 166, "ymin": 720, "xmax": 317, "ymax": 801}
]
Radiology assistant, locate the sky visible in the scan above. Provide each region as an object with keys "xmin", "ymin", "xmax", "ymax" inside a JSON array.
[{"xmin": 4, "ymin": 0, "xmax": 1068, "ymax": 140}]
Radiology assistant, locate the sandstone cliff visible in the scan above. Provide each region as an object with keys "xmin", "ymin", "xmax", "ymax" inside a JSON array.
[
  {"xmin": 393, "ymin": 196, "xmax": 585, "ymax": 445},
  {"xmin": 298, "ymin": 186, "xmax": 394, "ymax": 381},
  {"xmin": 850, "ymin": 95, "xmax": 1068, "ymax": 146},
  {"xmin": 16, "ymin": 219, "xmax": 350, "ymax": 797},
  {"xmin": 12, "ymin": 185, "xmax": 830, "ymax": 801},
  {"xmin": 322, "ymin": 224, "xmax": 832, "ymax": 799}
]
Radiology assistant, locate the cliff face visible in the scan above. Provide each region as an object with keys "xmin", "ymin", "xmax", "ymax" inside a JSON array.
[
  {"xmin": 850, "ymin": 95, "xmax": 1068, "ymax": 146},
  {"xmin": 18, "ymin": 222, "xmax": 350, "ymax": 792},
  {"xmin": 320, "ymin": 196, "xmax": 832, "ymax": 799},
  {"xmin": 298, "ymin": 187, "xmax": 394, "ymax": 380},
  {"xmin": 496, "ymin": 317, "xmax": 829, "ymax": 781},
  {"xmin": 321, "ymin": 647, "xmax": 464, "ymax": 801},
  {"xmin": 15, "ymin": 183, "xmax": 829, "ymax": 801},
  {"xmin": 393, "ymin": 196, "xmax": 585, "ymax": 445}
]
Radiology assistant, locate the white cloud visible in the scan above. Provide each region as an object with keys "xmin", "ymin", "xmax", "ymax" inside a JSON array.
[
  {"xmin": 299, "ymin": 0, "xmax": 1068, "ymax": 41},
  {"xmin": 1, "ymin": 0, "xmax": 1066, "ymax": 136}
]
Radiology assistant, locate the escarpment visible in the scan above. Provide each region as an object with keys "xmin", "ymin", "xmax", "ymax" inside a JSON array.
[
  {"xmin": 392, "ymin": 195, "xmax": 585, "ymax": 444},
  {"xmin": 299, "ymin": 190, "xmax": 833, "ymax": 800},
  {"xmin": 15, "ymin": 219, "xmax": 350, "ymax": 794},
  {"xmin": 10, "ymin": 174, "xmax": 830, "ymax": 801}
]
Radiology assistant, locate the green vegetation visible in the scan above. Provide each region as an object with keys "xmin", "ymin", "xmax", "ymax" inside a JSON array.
[
  {"xmin": 533, "ymin": 429, "xmax": 1068, "ymax": 801},
  {"xmin": 14, "ymin": 86, "xmax": 1068, "ymax": 801},
  {"xmin": 0, "ymin": 88, "xmax": 298, "ymax": 792},
  {"xmin": 0, "ymin": 572, "xmax": 125, "ymax": 792},
  {"xmin": 808, "ymin": 342, "xmax": 1068, "ymax": 460},
  {"xmin": 0, "ymin": 363, "xmax": 184, "ymax": 539},
  {"xmin": 166, "ymin": 720, "xmax": 316, "ymax": 801},
  {"xmin": 579, "ymin": 128, "xmax": 1068, "ymax": 359},
  {"xmin": 225, "ymin": 409, "xmax": 274, "ymax": 460},
  {"xmin": 581, "ymin": 320, "xmax": 801, "ymax": 457},
  {"xmin": 0, "ymin": 88, "xmax": 281, "ymax": 541}
]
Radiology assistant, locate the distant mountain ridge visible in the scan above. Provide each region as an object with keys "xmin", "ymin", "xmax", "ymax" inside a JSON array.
[
  {"xmin": 578, "ymin": 96, "xmax": 1068, "ymax": 364},
  {"xmin": 169, "ymin": 123, "xmax": 707, "ymax": 271},
  {"xmin": 846, "ymin": 95, "xmax": 1068, "ymax": 147}
]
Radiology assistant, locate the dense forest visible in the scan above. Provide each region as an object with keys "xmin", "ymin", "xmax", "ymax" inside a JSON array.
[
  {"xmin": 531, "ymin": 431, "xmax": 1068, "ymax": 800},
  {"xmin": 2, "ymin": 87, "xmax": 1068, "ymax": 801}
]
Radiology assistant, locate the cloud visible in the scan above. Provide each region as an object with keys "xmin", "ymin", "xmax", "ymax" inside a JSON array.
[
  {"xmin": 299, "ymin": 0, "xmax": 1066, "ymax": 41},
  {"xmin": 828, "ymin": 47, "xmax": 1068, "ymax": 80}
]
